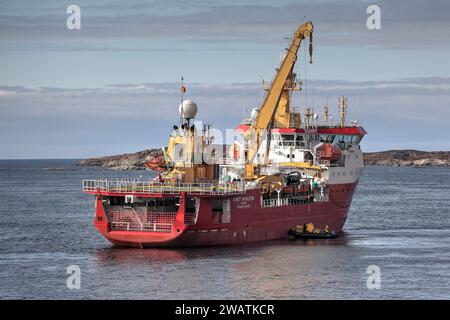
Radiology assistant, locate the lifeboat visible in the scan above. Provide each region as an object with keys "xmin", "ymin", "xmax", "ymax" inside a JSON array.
[
  {"xmin": 316, "ymin": 143, "xmax": 341, "ymax": 162},
  {"xmin": 144, "ymin": 154, "xmax": 167, "ymax": 172}
]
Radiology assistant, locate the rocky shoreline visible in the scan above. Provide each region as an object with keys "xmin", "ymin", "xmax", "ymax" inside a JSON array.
[
  {"xmin": 77, "ymin": 149, "xmax": 162, "ymax": 170},
  {"xmin": 77, "ymin": 149, "xmax": 450, "ymax": 170},
  {"xmin": 363, "ymin": 150, "xmax": 450, "ymax": 167}
]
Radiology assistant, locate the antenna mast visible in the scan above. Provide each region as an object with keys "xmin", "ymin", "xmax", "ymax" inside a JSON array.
[
  {"xmin": 180, "ymin": 76, "xmax": 185, "ymax": 126},
  {"xmin": 323, "ymin": 105, "xmax": 329, "ymax": 126},
  {"xmin": 339, "ymin": 96, "xmax": 348, "ymax": 127}
]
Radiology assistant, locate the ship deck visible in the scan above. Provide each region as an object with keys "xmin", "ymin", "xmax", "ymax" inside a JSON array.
[{"xmin": 83, "ymin": 179, "xmax": 246, "ymax": 197}]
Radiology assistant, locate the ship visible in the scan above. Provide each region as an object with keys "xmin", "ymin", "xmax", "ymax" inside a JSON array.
[{"xmin": 83, "ymin": 21, "xmax": 366, "ymax": 248}]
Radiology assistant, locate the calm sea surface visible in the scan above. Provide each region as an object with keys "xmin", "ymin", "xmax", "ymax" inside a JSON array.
[{"xmin": 0, "ymin": 160, "xmax": 449, "ymax": 299}]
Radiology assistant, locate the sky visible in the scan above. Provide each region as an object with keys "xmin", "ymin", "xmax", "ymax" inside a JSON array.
[{"xmin": 1, "ymin": 0, "xmax": 450, "ymax": 158}]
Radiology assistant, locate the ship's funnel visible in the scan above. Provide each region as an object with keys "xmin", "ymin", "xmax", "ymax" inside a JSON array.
[{"xmin": 179, "ymin": 100, "xmax": 198, "ymax": 120}]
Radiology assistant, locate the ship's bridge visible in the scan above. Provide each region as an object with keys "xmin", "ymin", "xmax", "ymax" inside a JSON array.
[
  {"xmin": 270, "ymin": 126, "xmax": 366, "ymax": 147},
  {"xmin": 234, "ymin": 124, "xmax": 366, "ymax": 164}
]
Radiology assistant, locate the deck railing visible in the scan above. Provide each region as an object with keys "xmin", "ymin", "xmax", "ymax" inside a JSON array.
[
  {"xmin": 83, "ymin": 179, "xmax": 246, "ymax": 195},
  {"xmin": 108, "ymin": 210, "xmax": 174, "ymax": 233},
  {"xmin": 261, "ymin": 196, "xmax": 311, "ymax": 208},
  {"xmin": 110, "ymin": 221, "xmax": 172, "ymax": 232}
]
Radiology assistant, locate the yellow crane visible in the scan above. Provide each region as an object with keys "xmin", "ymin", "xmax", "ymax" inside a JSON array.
[{"xmin": 244, "ymin": 21, "xmax": 314, "ymax": 180}]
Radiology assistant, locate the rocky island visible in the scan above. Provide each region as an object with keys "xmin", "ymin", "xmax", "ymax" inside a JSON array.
[
  {"xmin": 77, "ymin": 149, "xmax": 450, "ymax": 170},
  {"xmin": 363, "ymin": 150, "xmax": 450, "ymax": 167},
  {"xmin": 77, "ymin": 149, "xmax": 162, "ymax": 170}
]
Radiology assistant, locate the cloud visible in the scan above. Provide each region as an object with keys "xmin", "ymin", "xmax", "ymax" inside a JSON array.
[
  {"xmin": 0, "ymin": 90, "xmax": 17, "ymax": 97},
  {"xmin": 1, "ymin": 0, "xmax": 450, "ymax": 49},
  {"xmin": 1, "ymin": 77, "xmax": 450, "ymax": 158}
]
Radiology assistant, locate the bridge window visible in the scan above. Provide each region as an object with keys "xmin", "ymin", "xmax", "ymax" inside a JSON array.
[
  {"xmin": 294, "ymin": 134, "xmax": 305, "ymax": 147},
  {"xmin": 333, "ymin": 135, "xmax": 362, "ymax": 145},
  {"xmin": 281, "ymin": 134, "xmax": 295, "ymax": 146},
  {"xmin": 320, "ymin": 134, "xmax": 335, "ymax": 143}
]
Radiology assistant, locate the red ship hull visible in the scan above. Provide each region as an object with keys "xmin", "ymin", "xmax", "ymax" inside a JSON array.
[{"xmin": 92, "ymin": 181, "xmax": 358, "ymax": 248}]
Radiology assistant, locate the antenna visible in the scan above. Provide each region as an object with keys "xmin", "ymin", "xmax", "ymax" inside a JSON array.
[
  {"xmin": 305, "ymin": 106, "xmax": 312, "ymax": 129},
  {"xmin": 180, "ymin": 76, "xmax": 184, "ymax": 126},
  {"xmin": 339, "ymin": 96, "xmax": 348, "ymax": 127},
  {"xmin": 323, "ymin": 105, "xmax": 329, "ymax": 126}
]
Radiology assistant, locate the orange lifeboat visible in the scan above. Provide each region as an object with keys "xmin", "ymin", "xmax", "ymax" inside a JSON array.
[
  {"xmin": 317, "ymin": 143, "xmax": 341, "ymax": 162},
  {"xmin": 144, "ymin": 154, "xmax": 167, "ymax": 172}
]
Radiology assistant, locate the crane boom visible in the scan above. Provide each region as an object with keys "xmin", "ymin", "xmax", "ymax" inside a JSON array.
[{"xmin": 246, "ymin": 21, "xmax": 314, "ymax": 170}]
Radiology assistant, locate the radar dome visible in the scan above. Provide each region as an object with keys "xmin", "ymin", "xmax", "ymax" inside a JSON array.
[{"xmin": 179, "ymin": 100, "xmax": 198, "ymax": 120}]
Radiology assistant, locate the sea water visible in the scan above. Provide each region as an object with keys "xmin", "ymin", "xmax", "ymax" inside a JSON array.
[{"xmin": 0, "ymin": 160, "xmax": 449, "ymax": 299}]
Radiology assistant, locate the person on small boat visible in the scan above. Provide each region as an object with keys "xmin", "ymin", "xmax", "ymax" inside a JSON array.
[
  {"xmin": 288, "ymin": 223, "xmax": 337, "ymax": 239},
  {"xmin": 305, "ymin": 223, "xmax": 315, "ymax": 233},
  {"xmin": 292, "ymin": 223, "xmax": 331, "ymax": 235}
]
